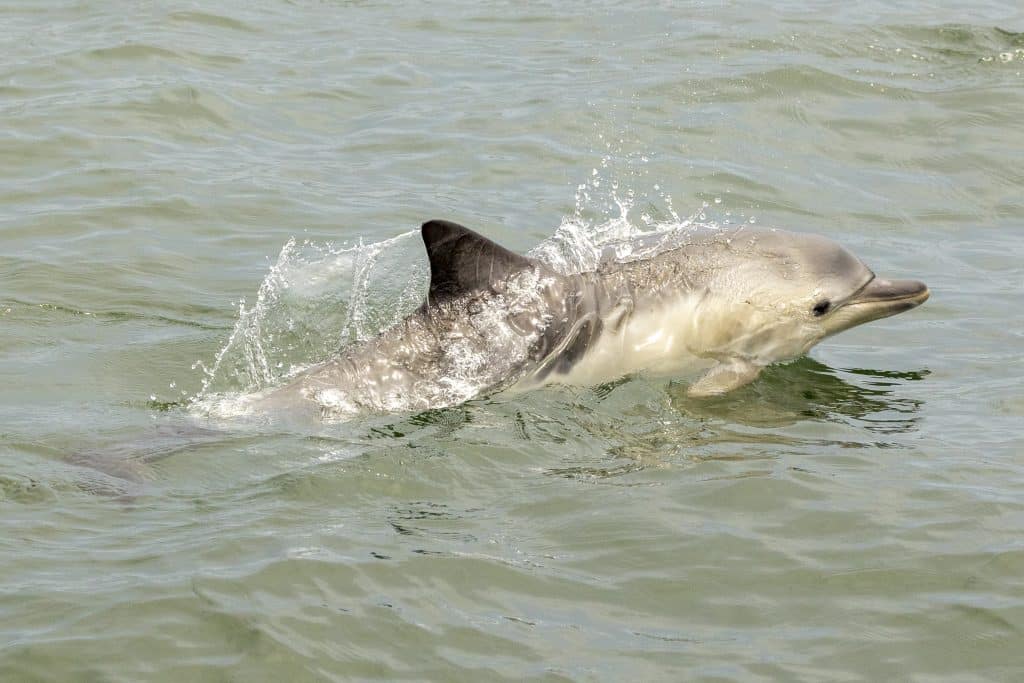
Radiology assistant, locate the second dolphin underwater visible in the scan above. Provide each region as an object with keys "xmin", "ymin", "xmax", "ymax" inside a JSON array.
[{"xmin": 237, "ymin": 220, "xmax": 929, "ymax": 420}]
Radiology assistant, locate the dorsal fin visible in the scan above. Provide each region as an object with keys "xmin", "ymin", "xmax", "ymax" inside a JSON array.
[{"xmin": 421, "ymin": 220, "xmax": 535, "ymax": 300}]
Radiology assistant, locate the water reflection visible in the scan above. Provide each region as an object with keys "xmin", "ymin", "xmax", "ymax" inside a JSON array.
[
  {"xmin": 668, "ymin": 357, "xmax": 927, "ymax": 432},
  {"xmin": 61, "ymin": 358, "xmax": 928, "ymax": 491},
  {"xmin": 386, "ymin": 501, "xmax": 478, "ymax": 544},
  {"xmin": 543, "ymin": 357, "xmax": 928, "ymax": 480}
]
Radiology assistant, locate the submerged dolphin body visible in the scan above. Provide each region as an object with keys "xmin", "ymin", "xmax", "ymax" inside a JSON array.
[{"xmin": 241, "ymin": 220, "xmax": 928, "ymax": 420}]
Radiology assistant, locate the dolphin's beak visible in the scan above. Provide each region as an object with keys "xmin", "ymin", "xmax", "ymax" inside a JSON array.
[
  {"xmin": 836, "ymin": 277, "xmax": 929, "ymax": 329},
  {"xmin": 850, "ymin": 277, "xmax": 929, "ymax": 309}
]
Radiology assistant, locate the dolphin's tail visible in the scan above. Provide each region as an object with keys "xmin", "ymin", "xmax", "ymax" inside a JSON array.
[{"xmin": 66, "ymin": 422, "xmax": 231, "ymax": 490}]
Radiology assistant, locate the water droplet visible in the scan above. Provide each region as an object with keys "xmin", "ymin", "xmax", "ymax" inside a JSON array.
[
  {"xmin": 714, "ymin": 197, "xmax": 722, "ymax": 204},
  {"xmin": 748, "ymin": 217, "xmax": 757, "ymax": 224}
]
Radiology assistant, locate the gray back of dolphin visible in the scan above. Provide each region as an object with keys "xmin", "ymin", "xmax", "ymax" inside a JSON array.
[{"xmin": 248, "ymin": 221, "xmax": 587, "ymax": 418}]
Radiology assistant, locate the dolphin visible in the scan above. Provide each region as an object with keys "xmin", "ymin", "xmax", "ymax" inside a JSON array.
[{"xmin": 237, "ymin": 219, "xmax": 928, "ymax": 420}]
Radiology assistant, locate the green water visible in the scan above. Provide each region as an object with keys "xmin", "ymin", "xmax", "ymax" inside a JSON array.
[{"xmin": 3, "ymin": 2, "xmax": 1024, "ymax": 681}]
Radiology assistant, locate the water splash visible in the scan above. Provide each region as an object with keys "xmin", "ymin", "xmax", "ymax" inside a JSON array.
[
  {"xmin": 187, "ymin": 156, "xmax": 720, "ymax": 418},
  {"xmin": 531, "ymin": 148, "xmax": 715, "ymax": 274},
  {"xmin": 190, "ymin": 230, "xmax": 426, "ymax": 403}
]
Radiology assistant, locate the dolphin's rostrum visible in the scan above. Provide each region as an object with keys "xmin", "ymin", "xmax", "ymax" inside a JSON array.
[{"xmin": 243, "ymin": 220, "xmax": 928, "ymax": 419}]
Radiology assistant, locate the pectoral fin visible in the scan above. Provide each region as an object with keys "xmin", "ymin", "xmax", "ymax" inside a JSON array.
[{"xmin": 687, "ymin": 360, "xmax": 762, "ymax": 398}]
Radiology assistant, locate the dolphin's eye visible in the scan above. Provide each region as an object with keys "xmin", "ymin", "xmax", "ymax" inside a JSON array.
[{"xmin": 812, "ymin": 300, "xmax": 831, "ymax": 316}]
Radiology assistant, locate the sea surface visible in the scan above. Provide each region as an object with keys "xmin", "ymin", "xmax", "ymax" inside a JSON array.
[{"xmin": 3, "ymin": 1, "xmax": 1024, "ymax": 681}]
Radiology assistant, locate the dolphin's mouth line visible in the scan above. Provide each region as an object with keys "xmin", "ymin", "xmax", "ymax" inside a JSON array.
[
  {"xmin": 841, "ymin": 272, "xmax": 876, "ymax": 306},
  {"xmin": 843, "ymin": 276, "xmax": 930, "ymax": 309},
  {"xmin": 851, "ymin": 290, "xmax": 930, "ymax": 306}
]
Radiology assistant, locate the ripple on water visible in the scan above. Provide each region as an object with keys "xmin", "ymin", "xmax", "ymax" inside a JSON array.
[
  {"xmin": 3, "ymin": 0, "xmax": 1024, "ymax": 680},
  {"xmin": 167, "ymin": 10, "xmax": 261, "ymax": 34}
]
